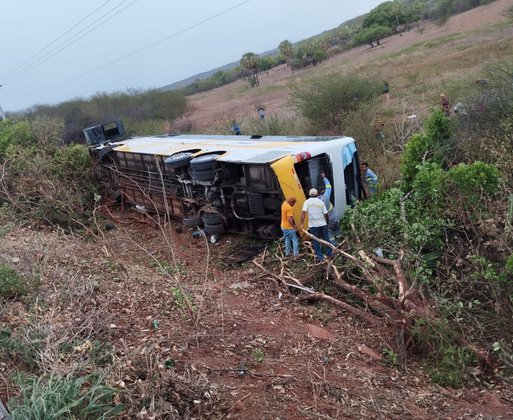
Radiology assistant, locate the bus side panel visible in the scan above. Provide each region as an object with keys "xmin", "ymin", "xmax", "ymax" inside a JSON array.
[{"xmin": 270, "ymin": 156, "xmax": 307, "ymax": 227}]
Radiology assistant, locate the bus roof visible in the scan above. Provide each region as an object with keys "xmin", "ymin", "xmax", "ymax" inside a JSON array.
[{"xmin": 107, "ymin": 134, "xmax": 356, "ymax": 164}]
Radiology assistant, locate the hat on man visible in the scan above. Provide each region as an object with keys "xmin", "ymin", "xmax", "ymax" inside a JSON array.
[{"xmin": 309, "ymin": 188, "xmax": 318, "ymax": 197}]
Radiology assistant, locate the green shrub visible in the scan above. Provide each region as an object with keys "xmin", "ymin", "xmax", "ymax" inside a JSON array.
[
  {"xmin": 411, "ymin": 161, "xmax": 447, "ymax": 204},
  {"xmin": 401, "ymin": 108, "xmax": 452, "ymax": 189},
  {"xmin": 0, "ymin": 120, "xmax": 34, "ymax": 162},
  {"xmin": 506, "ymin": 254, "xmax": 513, "ymax": 274},
  {"xmin": 447, "ymin": 161, "xmax": 500, "ymax": 201},
  {"xmin": 51, "ymin": 144, "xmax": 92, "ymax": 177},
  {"xmin": 8, "ymin": 373, "xmax": 123, "ymax": 420},
  {"xmin": 344, "ymin": 188, "xmax": 404, "ymax": 252},
  {"xmin": 411, "ymin": 318, "xmax": 478, "ymax": 388},
  {"xmin": 1, "ymin": 122, "xmax": 97, "ymax": 230},
  {"xmin": 0, "ymin": 325, "xmax": 46, "ymax": 372},
  {"xmin": 292, "ymin": 74, "xmax": 381, "ymax": 132},
  {"xmin": 0, "ymin": 263, "xmax": 29, "ymax": 299}
]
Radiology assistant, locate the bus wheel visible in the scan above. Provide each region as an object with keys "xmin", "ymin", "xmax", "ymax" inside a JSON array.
[
  {"xmin": 164, "ymin": 152, "xmax": 194, "ymax": 169},
  {"xmin": 204, "ymin": 223, "xmax": 225, "ymax": 234},
  {"xmin": 190, "ymin": 154, "xmax": 220, "ymax": 171},
  {"xmin": 183, "ymin": 216, "xmax": 203, "ymax": 228},
  {"xmin": 192, "ymin": 169, "xmax": 215, "ymax": 181}
]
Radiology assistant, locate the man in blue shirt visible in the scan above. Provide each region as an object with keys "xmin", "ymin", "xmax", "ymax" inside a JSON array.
[{"xmin": 361, "ymin": 162, "xmax": 378, "ymax": 198}]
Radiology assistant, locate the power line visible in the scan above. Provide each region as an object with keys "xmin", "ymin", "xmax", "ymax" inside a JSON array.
[
  {"xmin": 1, "ymin": 0, "xmax": 116, "ymax": 81},
  {"xmin": 8, "ymin": 0, "xmax": 252, "ymax": 104},
  {"xmin": 2, "ymin": 0, "xmax": 138, "ymax": 84}
]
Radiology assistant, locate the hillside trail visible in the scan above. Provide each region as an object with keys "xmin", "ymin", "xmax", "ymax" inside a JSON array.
[
  {"xmin": 185, "ymin": 0, "xmax": 513, "ymax": 131},
  {"xmin": 1, "ymin": 221, "xmax": 513, "ymax": 418}
]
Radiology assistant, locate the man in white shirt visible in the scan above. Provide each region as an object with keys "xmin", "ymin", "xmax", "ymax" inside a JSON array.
[{"xmin": 300, "ymin": 188, "xmax": 333, "ymax": 262}]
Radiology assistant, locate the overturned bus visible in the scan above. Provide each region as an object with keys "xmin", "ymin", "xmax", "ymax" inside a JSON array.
[{"xmin": 89, "ymin": 127, "xmax": 362, "ymax": 238}]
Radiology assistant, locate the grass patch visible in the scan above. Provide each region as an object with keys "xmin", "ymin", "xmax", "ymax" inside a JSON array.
[
  {"xmin": 0, "ymin": 263, "xmax": 33, "ymax": 299},
  {"xmin": 8, "ymin": 373, "xmax": 123, "ymax": 420},
  {"xmin": 0, "ymin": 326, "xmax": 46, "ymax": 372},
  {"xmin": 421, "ymin": 34, "xmax": 464, "ymax": 49}
]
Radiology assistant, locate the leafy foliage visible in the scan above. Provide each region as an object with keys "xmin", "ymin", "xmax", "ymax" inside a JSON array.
[
  {"xmin": 292, "ymin": 74, "xmax": 380, "ymax": 132},
  {"xmin": 447, "ymin": 162, "xmax": 500, "ymax": 201},
  {"xmin": 401, "ymin": 108, "xmax": 452, "ymax": 189},
  {"xmin": 0, "ymin": 118, "xmax": 97, "ymax": 229}
]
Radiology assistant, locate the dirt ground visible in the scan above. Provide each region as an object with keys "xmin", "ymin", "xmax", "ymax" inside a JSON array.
[
  {"xmin": 185, "ymin": 0, "xmax": 513, "ymax": 132},
  {"xmin": 1, "ymin": 217, "xmax": 513, "ymax": 418}
]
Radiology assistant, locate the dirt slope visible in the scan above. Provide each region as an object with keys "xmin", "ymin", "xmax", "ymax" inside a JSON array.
[{"xmin": 2, "ymin": 220, "xmax": 513, "ymax": 418}]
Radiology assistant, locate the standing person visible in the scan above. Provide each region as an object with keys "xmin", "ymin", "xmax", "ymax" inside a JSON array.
[
  {"xmin": 382, "ymin": 81, "xmax": 390, "ymax": 102},
  {"xmin": 280, "ymin": 197, "xmax": 300, "ymax": 257},
  {"xmin": 319, "ymin": 172, "xmax": 340, "ymax": 244},
  {"xmin": 257, "ymin": 106, "xmax": 265, "ymax": 120},
  {"xmin": 301, "ymin": 188, "xmax": 333, "ymax": 263},
  {"xmin": 231, "ymin": 120, "xmax": 241, "ymax": 135},
  {"xmin": 440, "ymin": 93, "xmax": 451, "ymax": 116},
  {"xmin": 371, "ymin": 114, "xmax": 385, "ymax": 140},
  {"xmin": 361, "ymin": 162, "xmax": 379, "ymax": 198}
]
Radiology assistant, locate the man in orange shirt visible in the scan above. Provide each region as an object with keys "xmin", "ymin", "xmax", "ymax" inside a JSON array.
[{"xmin": 281, "ymin": 197, "xmax": 300, "ymax": 257}]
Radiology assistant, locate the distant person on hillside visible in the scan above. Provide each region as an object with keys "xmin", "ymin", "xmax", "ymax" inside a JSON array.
[
  {"xmin": 372, "ymin": 115, "xmax": 385, "ymax": 140},
  {"xmin": 440, "ymin": 93, "xmax": 451, "ymax": 116},
  {"xmin": 382, "ymin": 81, "xmax": 390, "ymax": 102},
  {"xmin": 231, "ymin": 120, "xmax": 241, "ymax": 135},
  {"xmin": 257, "ymin": 107, "xmax": 265, "ymax": 120},
  {"xmin": 361, "ymin": 162, "xmax": 379, "ymax": 198}
]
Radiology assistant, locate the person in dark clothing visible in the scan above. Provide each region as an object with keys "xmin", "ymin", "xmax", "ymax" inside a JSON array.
[
  {"xmin": 257, "ymin": 107, "xmax": 265, "ymax": 120},
  {"xmin": 382, "ymin": 81, "xmax": 390, "ymax": 102},
  {"xmin": 231, "ymin": 120, "xmax": 241, "ymax": 135}
]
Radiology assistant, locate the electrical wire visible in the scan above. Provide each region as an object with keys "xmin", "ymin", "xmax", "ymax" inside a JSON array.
[
  {"xmin": 1, "ymin": 0, "xmax": 138, "ymax": 84},
  {"xmin": 1, "ymin": 0, "xmax": 117, "ymax": 81},
  {"xmin": 7, "ymin": 0, "xmax": 252, "ymax": 104}
]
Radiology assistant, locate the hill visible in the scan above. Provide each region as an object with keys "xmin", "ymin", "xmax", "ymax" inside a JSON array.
[{"xmin": 184, "ymin": 0, "xmax": 512, "ymax": 132}]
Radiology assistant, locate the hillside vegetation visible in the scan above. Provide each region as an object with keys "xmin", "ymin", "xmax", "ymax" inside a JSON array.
[{"xmin": 1, "ymin": 0, "xmax": 513, "ymax": 418}]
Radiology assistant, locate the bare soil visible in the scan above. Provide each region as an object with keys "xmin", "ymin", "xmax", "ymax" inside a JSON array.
[{"xmin": 1, "ymin": 217, "xmax": 513, "ymax": 418}]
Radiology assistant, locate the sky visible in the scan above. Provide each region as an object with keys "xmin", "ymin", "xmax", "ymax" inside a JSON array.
[{"xmin": 0, "ymin": 0, "xmax": 384, "ymax": 112}]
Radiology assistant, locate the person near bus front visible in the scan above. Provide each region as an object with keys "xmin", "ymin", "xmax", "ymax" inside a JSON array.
[
  {"xmin": 361, "ymin": 162, "xmax": 379, "ymax": 198},
  {"xmin": 301, "ymin": 188, "xmax": 333, "ymax": 263},
  {"xmin": 280, "ymin": 197, "xmax": 300, "ymax": 257}
]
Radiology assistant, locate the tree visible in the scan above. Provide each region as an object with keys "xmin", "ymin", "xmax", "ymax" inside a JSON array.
[
  {"xmin": 278, "ymin": 40, "xmax": 294, "ymax": 70},
  {"xmin": 240, "ymin": 52, "xmax": 260, "ymax": 87},
  {"xmin": 352, "ymin": 25, "xmax": 391, "ymax": 47}
]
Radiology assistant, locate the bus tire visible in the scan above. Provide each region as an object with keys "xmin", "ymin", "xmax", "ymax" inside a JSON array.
[
  {"xmin": 204, "ymin": 223, "xmax": 225, "ymax": 234},
  {"xmin": 183, "ymin": 216, "xmax": 203, "ymax": 228},
  {"xmin": 190, "ymin": 154, "xmax": 219, "ymax": 171},
  {"xmin": 202, "ymin": 213, "xmax": 224, "ymax": 225},
  {"xmin": 165, "ymin": 152, "xmax": 194, "ymax": 169},
  {"xmin": 192, "ymin": 169, "xmax": 215, "ymax": 181}
]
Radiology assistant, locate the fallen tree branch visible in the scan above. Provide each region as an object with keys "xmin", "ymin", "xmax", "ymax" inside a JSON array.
[{"xmin": 297, "ymin": 292, "xmax": 382, "ymax": 325}]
